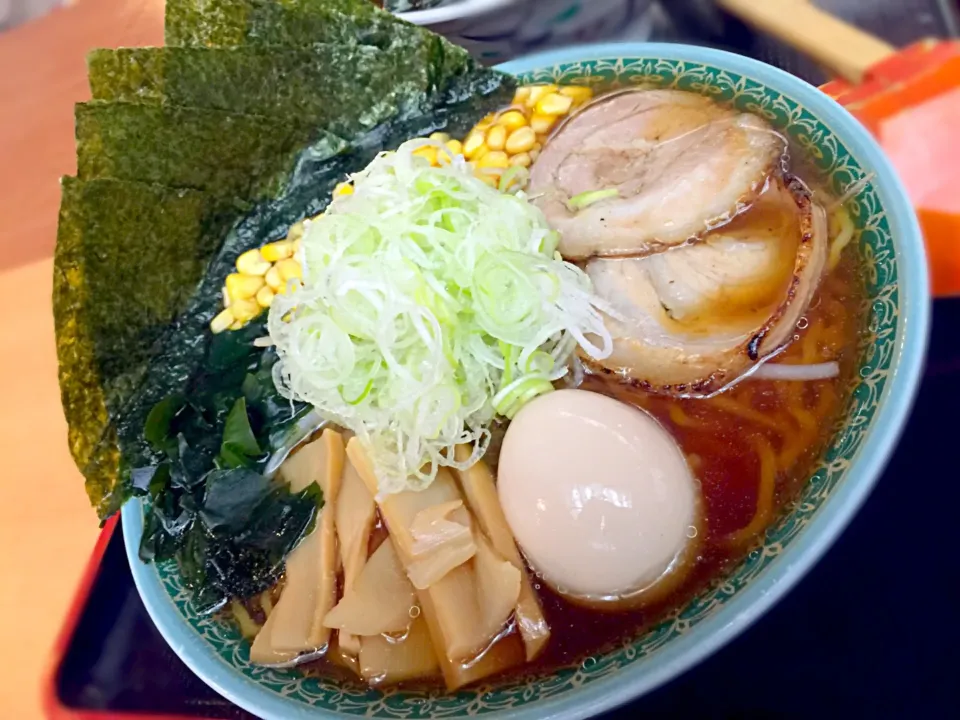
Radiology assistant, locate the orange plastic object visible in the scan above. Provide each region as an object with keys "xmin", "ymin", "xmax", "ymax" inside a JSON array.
[{"xmin": 821, "ymin": 40, "xmax": 960, "ymax": 296}]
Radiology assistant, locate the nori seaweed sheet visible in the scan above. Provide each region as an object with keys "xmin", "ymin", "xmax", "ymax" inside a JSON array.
[
  {"xmin": 76, "ymin": 80, "xmax": 514, "ymax": 519},
  {"xmin": 165, "ymin": 0, "xmax": 408, "ymax": 49},
  {"xmin": 75, "ymin": 101, "xmax": 346, "ymax": 201},
  {"xmin": 53, "ymin": 177, "xmax": 237, "ymax": 510},
  {"xmin": 86, "ymin": 42, "xmax": 460, "ymax": 136},
  {"xmin": 56, "ymin": 0, "xmax": 518, "ymax": 517}
]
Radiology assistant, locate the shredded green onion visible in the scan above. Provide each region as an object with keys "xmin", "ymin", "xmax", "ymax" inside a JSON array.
[
  {"xmin": 567, "ymin": 188, "xmax": 619, "ymax": 211},
  {"xmin": 268, "ymin": 138, "xmax": 613, "ymax": 494}
]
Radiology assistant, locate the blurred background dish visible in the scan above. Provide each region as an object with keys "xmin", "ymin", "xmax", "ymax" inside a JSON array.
[{"xmin": 393, "ymin": 0, "xmax": 657, "ymax": 63}]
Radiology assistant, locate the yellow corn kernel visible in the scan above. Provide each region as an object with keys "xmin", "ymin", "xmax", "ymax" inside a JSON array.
[
  {"xmin": 226, "ymin": 273, "xmax": 265, "ymax": 302},
  {"xmin": 261, "ymin": 240, "xmax": 294, "ymax": 262},
  {"xmin": 236, "ymin": 248, "xmax": 271, "ymax": 276},
  {"xmin": 474, "ymin": 113, "xmax": 495, "ymax": 131},
  {"xmin": 485, "ymin": 125, "xmax": 507, "ymax": 152},
  {"xmin": 230, "ymin": 320, "xmax": 245, "ymax": 330},
  {"xmin": 526, "ymin": 84, "xmax": 558, "ymax": 108},
  {"xmin": 530, "ymin": 148, "xmax": 541, "ymax": 161},
  {"xmin": 265, "ymin": 265, "xmax": 283, "ymax": 291},
  {"xmin": 477, "ymin": 172, "xmax": 500, "ymax": 186},
  {"xmin": 256, "ymin": 285, "xmax": 275, "ymax": 308},
  {"xmin": 497, "ymin": 109, "xmax": 528, "ymax": 131},
  {"xmin": 444, "ymin": 139, "xmax": 463, "ymax": 157},
  {"xmin": 477, "ymin": 150, "xmax": 509, "ymax": 170},
  {"xmin": 535, "ymin": 92, "xmax": 574, "ymax": 116},
  {"xmin": 530, "ymin": 113, "xmax": 558, "ymax": 135},
  {"xmin": 222, "ymin": 285, "xmax": 231, "ymax": 308},
  {"xmin": 210, "ymin": 307, "xmax": 235, "ymax": 334},
  {"xmin": 276, "ymin": 258, "xmax": 302, "ymax": 283},
  {"xmin": 505, "ymin": 126, "xmax": 537, "ymax": 154},
  {"xmin": 334, "ymin": 182, "xmax": 354, "ymax": 197},
  {"xmin": 512, "ymin": 86, "xmax": 531, "ymax": 106},
  {"xmin": 231, "ymin": 298, "xmax": 260, "ymax": 324},
  {"xmin": 509, "ymin": 152, "xmax": 532, "ymax": 168},
  {"xmin": 412, "ymin": 145, "xmax": 439, "ymax": 166},
  {"xmin": 429, "ymin": 132, "xmax": 450, "ymax": 143},
  {"xmin": 462, "ymin": 130, "xmax": 486, "ymax": 159},
  {"xmin": 559, "ymin": 85, "xmax": 594, "ymax": 104},
  {"xmin": 287, "ymin": 221, "xmax": 305, "ymax": 243}
]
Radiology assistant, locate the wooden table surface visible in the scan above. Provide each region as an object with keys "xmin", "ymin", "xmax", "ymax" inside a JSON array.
[{"xmin": 0, "ymin": 1, "xmax": 163, "ymax": 716}]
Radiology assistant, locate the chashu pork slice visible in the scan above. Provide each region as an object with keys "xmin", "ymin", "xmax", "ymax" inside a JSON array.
[
  {"xmin": 585, "ymin": 177, "xmax": 828, "ymax": 396},
  {"xmin": 529, "ymin": 89, "xmax": 785, "ymax": 259}
]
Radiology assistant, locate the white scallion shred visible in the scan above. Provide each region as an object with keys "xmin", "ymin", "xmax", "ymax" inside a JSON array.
[{"xmin": 268, "ymin": 139, "xmax": 613, "ymax": 495}]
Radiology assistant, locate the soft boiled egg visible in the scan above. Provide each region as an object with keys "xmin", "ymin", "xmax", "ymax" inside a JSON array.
[{"xmin": 497, "ymin": 389, "xmax": 702, "ymax": 610}]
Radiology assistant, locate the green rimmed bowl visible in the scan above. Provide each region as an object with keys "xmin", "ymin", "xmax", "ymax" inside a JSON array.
[{"xmin": 121, "ymin": 43, "xmax": 930, "ymax": 719}]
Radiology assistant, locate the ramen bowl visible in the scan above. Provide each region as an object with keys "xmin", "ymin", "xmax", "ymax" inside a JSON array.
[{"xmin": 122, "ymin": 43, "xmax": 929, "ymax": 719}]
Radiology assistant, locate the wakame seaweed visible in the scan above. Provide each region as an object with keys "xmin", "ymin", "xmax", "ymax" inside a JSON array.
[
  {"xmin": 53, "ymin": 177, "xmax": 237, "ymax": 499},
  {"xmin": 136, "ymin": 320, "xmax": 321, "ymax": 614},
  {"xmin": 76, "ymin": 101, "xmax": 346, "ymax": 202},
  {"xmin": 165, "ymin": 0, "xmax": 409, "ymax": 50},
  {"xmin": 86, "ymin": 41, "xmax": 463, "ymax": 136}
]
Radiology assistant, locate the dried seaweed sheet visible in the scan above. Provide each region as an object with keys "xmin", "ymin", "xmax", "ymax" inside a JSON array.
[
  {"xmin": 75, "ymin": 101, "xmax": 346, "ymax": 201},
  {"xmin": 74, "ymin": 80, "xmax": 513, "ymax": 518},
  {"xmin": 165, "ymin": 0, "xmax": 407, "ymax": 49},
  {"xmin": 86, "ymin": 43, "xmax": 453, "ymax": 136},
  {"xmin": 53, "ymin": 177, "xmax": 236, "ymax": 511}
]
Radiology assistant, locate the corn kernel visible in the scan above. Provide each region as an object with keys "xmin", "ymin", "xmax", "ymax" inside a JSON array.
[
  {"xmin": 287, "ymin": 222, "xmax": 305, "ymax": 243},
  {"xmin": 497, "ymin": 110, "xmax": 528, "ymax": 131},
  {"xmin": 429, "ymin": 131, "xmax": 451, "ymax": 143},
  {"xmin": 463, "ymin": 130, "xmax": 486, "ymax": 159},
  {"xmin": 474, "ymin": 113, "xmax": 495, "ymax": 131},
  {"xmin": 530, "ymin": 113, "xmax": 558, "ymax": 135},
  {"xmin": 530, "ymin": 148, "xmax": 540, "ymax": 161},
  {"xmin": 231, "ymin": 298, "xmax": 260, "ymax": 323},
  {"xmin": 535, "ymin": 92, "xmax": 574, "ymax": 116},
  {"xmin": 265, "ymin": 265, "xmax": 283, "ymax": 291},
  {"xmin": 485, "ymin": 125, "xmax": 507, "ymax": 152},
  {"xmin": 509, "ymin": 151, "xmax": 532, "ymax": 168},
  {"xmin": 236, "ymin": 248, "xmax": 270, "ymax": 276},
  {"xmin": 412, "ymin": 145, "xmax": 439, "ymax": 166},
  {"xmin": 477, "ymin": 172, "xmax": 500, "ymax": 186},
  {"xmin": 512, "ymin": 87, "xmax": 531, "ymax": 105},
  {"xmin": 210, "ymin": 307, "xmax": 235, "ymax": 334},
  {"xmin": 222, "ymin": 285, "xmax": 231, "ymax": 308},
  {"xmin": 276, "ymin": 258, "xmax": 302, "ymax": 283},
  {"xmin": 505, "ymin": 126, "xmax": 536, "ymax": 154},
  {"xmin": 477, "ymin": 151, "xmax": 509, "ymax": 170},
  {"xmin": 559, "ymin": 85, "xmax": 594, "ymax": 104},
  {"xmin": 230, "ymin": 320, "xmax": 245, "ymax": 330},
  {"xmin": 226, "ymin": 273, "xmax": 265, "ymax": 302},
  {"xmin": 261, "ymin": 240, "xmax": 294, "ymax": 262},
  {"xmin": 445, "ymin": 139, "xmax": 463, "ymax": 157},
  {"xmin": 256, "ymin": 285, "xmax": 275, "ymax": 308},
  {"xmin": 333, "ymin": 182, "xmax": 354, "ymax": 197},
  {"xmin": 526, "ymin": 84, "xmax": 558, "ymax": 108}
]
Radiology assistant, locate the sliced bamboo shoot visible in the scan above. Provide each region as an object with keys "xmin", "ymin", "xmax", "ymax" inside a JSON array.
[
  {"xmin": 474, "ymin": 532, "xmax": 522, "ymax": 643},
  {"xmin": 262, "ymin": 430, "xmax": 343, "ymax": 655},
  {"xmin": 346, "ymin": 439, "xmax": 524, "ymax": 689},
  {"xmin": 358, "ymin": 616, "xmax": 439, "ymax": 686},
  {"xmin": 407, "ymin": 500, "xmax": 477, "ymax": 589},
  {"xmin": 454, "ymin": 444, "xmax": 551, "ymax": 661},
  {"xmin": 334, "ymin": 458, "xmax": 376, "ymax": 656},
  {"xmin": 324, "ymin": 537, "xmax": 415, "ymax": 636}
]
